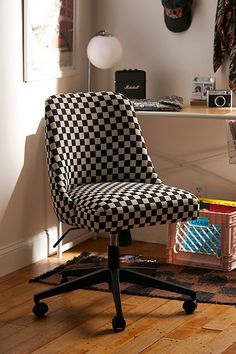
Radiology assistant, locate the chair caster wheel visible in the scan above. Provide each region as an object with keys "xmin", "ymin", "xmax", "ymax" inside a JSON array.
[
  {"xmin": 183, "ymin": 299, "xmax": 197, "ymax": 314},
  {"xmin": 112, "ymin": 315, "xmax": 126, "ymax": 332},
  {"xmin": 33, "ymin": 302, "xmax": 48, "ymax": 318}
]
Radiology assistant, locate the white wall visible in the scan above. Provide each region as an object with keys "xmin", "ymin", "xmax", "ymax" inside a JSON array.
[
  {"xmin": 92, "ymin": 0, "xmax": 236, "ymax": 243},
  {"xmin": 0, "ymin": 0, "xmax": 93, "ymax": 276},
  {"xmin": 92, "ymin": 0, "xmax": 231, "ymax": 99}
]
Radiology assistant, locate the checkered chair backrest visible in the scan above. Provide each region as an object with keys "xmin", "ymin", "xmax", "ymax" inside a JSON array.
[{"xmin": 45, "ymin": 92, "xmax": 161, "ymax": 209}]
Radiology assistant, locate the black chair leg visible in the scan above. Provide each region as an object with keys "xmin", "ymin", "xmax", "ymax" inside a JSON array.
[
  {"xmin": 109, "ymin": 269, "xmax": 126, "ymax": 331},
  {"xmin": 119, "ymin": 268, "xmax": 197, "ymax": 315},
  {"xmin": 34, "ymin": 268, "xmax": 110, "ymax": 305},
  {"xmin": 122, "ymin": 266, "xmax": 156, "ymax": 277},
  {"xmin": 119, "ymin": 268, "xmax": 196, "ymax": 299},
  {"xmin": 110, "ymin": 269, "xmax": 123, "ymax": 317},
  {"xmin": 61, "ymin": 266, "xmax": 104, "ymax": 282}
]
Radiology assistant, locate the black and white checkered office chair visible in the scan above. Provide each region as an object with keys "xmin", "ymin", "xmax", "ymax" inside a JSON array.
[{"xmin": 33, "ymin": 92, "xmax": 200, "ymax": 331}]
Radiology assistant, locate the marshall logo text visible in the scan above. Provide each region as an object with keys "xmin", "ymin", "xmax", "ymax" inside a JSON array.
[{"xmin": 124, "ymin": 84, "xmax": 140, "ymax": 90}]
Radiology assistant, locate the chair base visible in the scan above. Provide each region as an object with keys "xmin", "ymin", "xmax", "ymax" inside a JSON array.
[{"xmin": 33, "ymin": 242, "xmax": 197, "ymax": 332}]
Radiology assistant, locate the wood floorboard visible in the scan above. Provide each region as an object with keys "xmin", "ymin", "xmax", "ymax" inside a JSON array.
[{"xmin": 0, "ymin": 238, "xmax": 235, "ymax": 354}]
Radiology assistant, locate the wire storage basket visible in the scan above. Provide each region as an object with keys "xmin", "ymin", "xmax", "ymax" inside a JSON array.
[{"xmin": 167, "ymin": 209, "xmax": 236, "ymax": 271}]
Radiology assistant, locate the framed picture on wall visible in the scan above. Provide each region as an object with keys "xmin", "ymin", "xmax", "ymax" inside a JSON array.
[{"xmin": 23, "ymin": 0, "xmax": 76, "ymax": 82}]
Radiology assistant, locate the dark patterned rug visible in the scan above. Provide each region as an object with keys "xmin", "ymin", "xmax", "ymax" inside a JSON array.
[{"xmin": 30, "ymin": 251, "xmax": 236, "ymax": 305}]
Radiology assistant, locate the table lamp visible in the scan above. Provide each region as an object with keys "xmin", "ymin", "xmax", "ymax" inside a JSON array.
[{"xmin": 87, "ymin": 30, "xmax": 122, "ymax": 91}]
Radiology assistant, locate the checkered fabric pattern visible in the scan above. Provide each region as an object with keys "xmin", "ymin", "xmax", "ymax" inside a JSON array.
[{"xmin": 45, "ymin": 91, "xmax": 199, "ymax": 233}]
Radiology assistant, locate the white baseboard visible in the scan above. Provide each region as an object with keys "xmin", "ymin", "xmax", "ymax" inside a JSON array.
[
  {"xmin": 0, "ymin": 229, "xmax": 96, "ymax": 278},
  {"xmin": 0, "ymin": 233, "xmax": 48, "ymax": 278}
]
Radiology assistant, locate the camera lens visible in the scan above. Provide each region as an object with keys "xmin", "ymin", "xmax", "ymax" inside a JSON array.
[{"xmin": 214, "ymin": 95, "xmax": 226, "ymax": 107}]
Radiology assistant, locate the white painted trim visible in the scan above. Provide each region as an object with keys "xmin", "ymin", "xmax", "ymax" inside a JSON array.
[
  {"xmin": 0, "ymin": 233, "xmax": 48, "ymax": 277},
  {"xmin": 0, "ymin": 234, "xmax": 45, "ymax": 257},
  {"xmin": 0, "ymin": 230, "xmax": 97, "ymax": 278}
]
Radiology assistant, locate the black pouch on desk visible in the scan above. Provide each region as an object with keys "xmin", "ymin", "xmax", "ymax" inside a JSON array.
[{"xmin": 115, "ymin": 69, "xmax": 146, "ymax": 99}]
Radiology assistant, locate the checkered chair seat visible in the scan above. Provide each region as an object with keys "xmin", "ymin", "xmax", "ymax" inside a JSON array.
[
  {"xmin": 68, "ymin": 181, "xmax": 198, "ymax": 233},
  {"xmin": 45, "ymin": 91, "xmax": 199, "ymax": 233}
]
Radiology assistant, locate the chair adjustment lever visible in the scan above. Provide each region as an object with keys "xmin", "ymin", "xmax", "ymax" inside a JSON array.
[{"xmin": 53, "ymin": 227, "xmax": 80, "ymax": 248}]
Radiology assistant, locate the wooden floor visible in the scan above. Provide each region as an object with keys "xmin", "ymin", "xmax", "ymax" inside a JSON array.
[{"xmin": 1, "ymin": 238, "xmax": 236, "ymax": 354}]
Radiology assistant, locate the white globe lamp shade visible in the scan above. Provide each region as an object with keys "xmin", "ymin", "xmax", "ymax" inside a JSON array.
[{"xmin": 87, "ymin": 31, "xmax": 122, "ymax": 69}]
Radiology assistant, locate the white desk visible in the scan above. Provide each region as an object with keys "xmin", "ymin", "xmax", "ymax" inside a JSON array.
[
  {"xmin": 136, "ymin": 104, "xmax": 236, "ymax": 201},
  {"xmin": 136, "ymin": 106, "xmax": 236, "ymax": 120}
]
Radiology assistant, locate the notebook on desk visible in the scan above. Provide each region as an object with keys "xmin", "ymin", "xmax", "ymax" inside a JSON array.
[{"xmin": 130, "ymin": 96, "xmax": 183, "ymax": 112}]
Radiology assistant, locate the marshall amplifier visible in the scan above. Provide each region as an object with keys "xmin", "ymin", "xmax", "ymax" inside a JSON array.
[{"xmin": 115, "ymin": 69, "xmax": 146, "ymax": 99}]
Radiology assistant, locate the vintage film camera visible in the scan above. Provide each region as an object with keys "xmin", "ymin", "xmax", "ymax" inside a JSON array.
[{"xmin": 207, "ymin": 90, "xmax": 232, "ymax": 108}]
